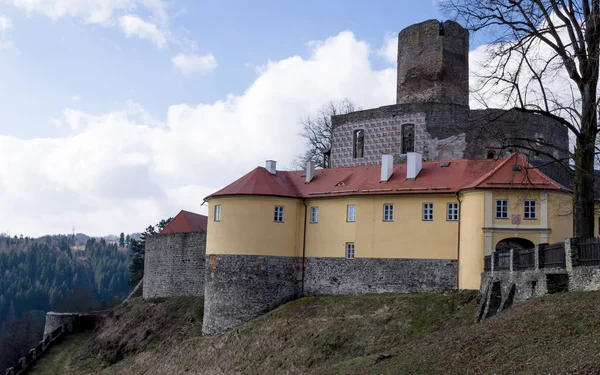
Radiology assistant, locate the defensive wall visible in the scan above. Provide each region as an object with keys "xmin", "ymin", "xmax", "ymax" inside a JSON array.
[
  {"xmin": 477, "ymin": 237, "xmax": 600, "ymax": 321},
  {"xmin": 330, "ymin": 18, "xmax": 569, "ymax": 168},
  {"xmin": 143, "ymin": 232, "xmax": 206, "ymax": 299},
  {"xmin": 330, "ymin": 103, "xmax": 568, "ymax": 168},
  {"xmin": 5, "ymin": 312, "xmax": 103, "ymax": 375}
]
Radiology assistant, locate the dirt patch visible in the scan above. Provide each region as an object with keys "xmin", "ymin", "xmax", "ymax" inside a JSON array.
[{"xmin": 79, "ymin": 296, "xmax": 204, "ymax": 365}]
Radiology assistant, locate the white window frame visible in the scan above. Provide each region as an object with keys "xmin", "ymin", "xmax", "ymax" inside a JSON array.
[
  {"xmin": 447, "ymin": 202, "xmax": 459, "ymax": 221},
  {"xmin": 347, "ymin": 204, "xmax": 356, "ymax": 222},
  {"xmin": 274, "ymin": 205, "xmax": 284, "ymax": 223},
  {"xmin": 214, "ymin": 205, "xmax": 221, "ymax": 222},
  {"xmin": 383, "ymin": 203, "xmax": 394, "ymax": 222},
  {"xmin": 422, "ymin": 202, "xmax": 434, "ymax": 221},
  {"xmin": 345, "ymin": 242, "xmax": 355, "ymax": 259},
  {"xmin": 496, "ymin": 200, "xmax": 508, "ymax": 219},
  {"xmin": 524, "ymin": 200, "xmax": 537, "ymax": 220},
  {"xmin": 310, "ymin": 206, "xmax": 319, "ymax": 223}
]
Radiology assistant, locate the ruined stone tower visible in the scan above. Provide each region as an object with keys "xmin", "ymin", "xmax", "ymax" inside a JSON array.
[
  {"xmin": 396, "ymin": 19, "xmax": 469, "ymax": 107},
  {"xmin": 329, "ymin": 19, "xmax": 568, "ymax": 168}
]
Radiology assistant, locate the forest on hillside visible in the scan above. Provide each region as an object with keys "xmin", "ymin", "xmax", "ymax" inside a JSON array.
[{"xmin": 0, "ymin": 234, "xmax": 132, "ymax": 369}]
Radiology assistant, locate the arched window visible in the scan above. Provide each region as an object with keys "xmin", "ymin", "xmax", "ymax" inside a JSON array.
[
  {"xmin": 401, "ymin": 124, "xmax": 414, "ymax": 154},
  {"xmin": 353, "ymin": 129, "xmax": 364, "ymax": 158},
  {"xmin": 487, "ymin": 150, "xmax": 495, "ymax": 159}
]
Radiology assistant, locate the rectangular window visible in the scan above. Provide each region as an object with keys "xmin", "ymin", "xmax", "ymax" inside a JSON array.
[
  {"xmin": 346, "ymin": 242, "xmax": 355, "ymax": 259},
  {"xmin": 274, "ymin": 206, "xmax": 284, "ymax": 222},
  {"xmin": 310, "ymin": 207, "xmax": 319, "ymax": 223},
  {"xmin": 496, "ymin": 200, "xmax": 508, "ymax": 219},
  {"xmin": 347, "ymin": 204, "xmax": 356, "ymax": 222},
  {"xmin": 383, "ymin": 204, "xmax": 394, "ymax": 222},
  {"xmin": 447, "ymin": 202, "xmax": 459, "ymax": 221},
  {"xmin": 524, "ymin": 200, "xmax": 537, "ymax": 220},
  {"xmin": 214, "ymin": 205, "xmax": 221, "ymax": 222},
  {"xmin": 422, "ymin": 202, "xmax": 434, "ymax": 221}
]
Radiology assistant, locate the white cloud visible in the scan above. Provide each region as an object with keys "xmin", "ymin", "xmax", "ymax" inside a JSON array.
[
  {"xmin": 377, "ymin": 32, "xmax": 397, "ymax": 65},
  {"xmin": 2, "ymin": 0, "xmax": 171, "ymax": 47},
  {"xmin": 0, "ymin": 30, "xmax": 396, "ymax": 236},
  {"xmin": 1, "ymin": 0, "xmax": 137, "ymax": 25},
  {"xmin": 119, "ymin": 14, "xmax": 166, "ymax": 48},
  {"xmin": 171, "ymin": 53, "xmax": 217, "ymax": 75},
  {"xmin": 0, "ymin": 15, "xmax": 12, "ymax": 32},
  {"xmin": 72, "ymin": 95, "xmax": 82, "ymax": 102},
  {"xmin": 0, "ymin": 15, "xmax": 13, "ymax": 50}
]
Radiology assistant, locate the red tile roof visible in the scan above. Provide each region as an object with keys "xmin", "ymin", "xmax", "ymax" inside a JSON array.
[
  {"xmin": 206, "ymin": 153, "xmax": 570, "ymax": 200},
  {"xmin": 160, "ymin": 210, "xmax": 208, "ymax": 234}
]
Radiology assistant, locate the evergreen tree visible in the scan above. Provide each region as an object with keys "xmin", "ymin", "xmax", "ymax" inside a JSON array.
[{"xmin": 119, "ymin": 232, "xmax": 125, "ymax": 248}]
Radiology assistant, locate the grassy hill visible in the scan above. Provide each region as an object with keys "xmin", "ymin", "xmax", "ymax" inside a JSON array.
[{"xmin": 28, "ymin": 291, "xmax": 600, "ymax": 375}]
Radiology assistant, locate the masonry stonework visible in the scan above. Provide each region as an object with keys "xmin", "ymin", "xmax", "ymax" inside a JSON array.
[
  {"xmin": 397, "ymin": 20, "xmax": 469, "ymax": 107},
  {"xmin": 143, "ymin": 232, "xmax": 206, "ymax": 299},
  {"xmin": 202, "ymin": 254, "xmax": 303, "ymax": 335},
  {"xmin": 330, "ymin": 19, "xmax": 569, "ymax": 168},
  {"xmin": 304, "ymin": 258, "xmax": 457, "ymax": 295}
]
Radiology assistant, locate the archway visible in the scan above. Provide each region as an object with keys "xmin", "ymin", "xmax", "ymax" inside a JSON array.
[{"xmin": 495, "ymin": 237, "xmax": 535, "ymax": 252}]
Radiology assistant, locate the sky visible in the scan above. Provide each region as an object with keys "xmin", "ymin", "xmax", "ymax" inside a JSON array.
[{"xmin": 0, "ymin": 0, "xmax": 550, "ymax": 236}]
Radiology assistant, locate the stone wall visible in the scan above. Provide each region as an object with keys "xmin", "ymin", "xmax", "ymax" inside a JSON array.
[
  {"xmin": 304, "ymin": 257, "xmax": 457, "ymax": 295},
  {"xmin": 330, "ymin": 103, "xmax": 568, "ymax": 168},
  {"xmin": 143, "ymin": 232, "xmax": 206, "ymax": 299},
  {"xmin": 43, "ymin": 312, "xmax": 79, "ymax": 338},
  {"xmin": 43, "ymin": 311, "xmax": 104, "ymax": 337},
  {"xmin": 203, "ymin": 254, "xmax": 302, "ymax": 335},
  {"xmin": 397, "ymin": 20, "xmax": 469, "ymax": 107}
]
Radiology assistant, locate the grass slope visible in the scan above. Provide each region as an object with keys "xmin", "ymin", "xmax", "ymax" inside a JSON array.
[{"xmin": 28, "ymin": 291, "xmax": 600, "ymax": 375}]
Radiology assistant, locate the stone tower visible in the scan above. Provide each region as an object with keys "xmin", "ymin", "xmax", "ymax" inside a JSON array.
[{"xmin": 396, "ymin": 19, "xmax": 469, "ymax": 107}]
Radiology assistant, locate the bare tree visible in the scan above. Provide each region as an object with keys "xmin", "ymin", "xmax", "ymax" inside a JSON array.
[
  {"xmin": 295, "ymin": 99, "xmax": 360, "ymax": 169},
  {"xmin": 441, "ymin": 0, "xmax": 600, "ymax": 237}
]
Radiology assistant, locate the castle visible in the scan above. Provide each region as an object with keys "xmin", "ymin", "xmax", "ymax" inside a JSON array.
[{"xmin": 142, "ymin": 20, "xmax": 587, "ymax": 335}]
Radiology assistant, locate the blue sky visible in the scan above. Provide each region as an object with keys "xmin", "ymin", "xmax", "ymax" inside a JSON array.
[
  {"xmin": 1, "ymin": 0, "xmax": 500, "ymax": 236},
  {"xmin": 0, "ymin": 1, "xmax": 444, "ymax": 139}
]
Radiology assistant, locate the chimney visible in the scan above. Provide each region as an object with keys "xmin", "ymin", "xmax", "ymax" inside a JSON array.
[
  {"xmin": 306, "ymin": 160, "xmax": 315, "ymax": 183},
  {"xmin": 266, "ymin": 160, "xmax": 277, "ymax": 175},
  {"xmin": 380, "ymin": 154, "xmax": 393, "ymax": 182},
  {"xmin": 407, "ymin": 152, "xmax": 422, "ymax": 179}
]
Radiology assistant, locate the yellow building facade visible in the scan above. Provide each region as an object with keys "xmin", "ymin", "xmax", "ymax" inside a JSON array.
[{"xmin": 205, "ymin": 153, "xmax": 574, "ymax": 292}]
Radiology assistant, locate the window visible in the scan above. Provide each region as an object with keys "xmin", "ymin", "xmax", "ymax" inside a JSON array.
[
  {"xmin": 310, "ymin": 207, "xmax": 319, "ymax": 223},
  {"xmin": 401, "ymin": 124, "xmax": 415, "ymax": 154},
  {"xmin": 383, "ymin": 204, "xmax": 394, "ymax": 221},
  {"xmin": 496, "ymin": 200, "xmax": 508, "ymax": 219},
  {"xmin": 524, "ymin": 200, "xmax": 537, "ymax": 220},
  {"xmin": 347, "ymin": 204, "xmax": 356, "ymax": 222},
  {"xmin": 447, "ymin": 202, "xmax": 459, "ymax": 221},
  {"xmin": 422, "ymin": 202, "xmax": 434, "ymax": 221},
  {"xmin": 214, "ymin": 205, "xmax": 221, "ymax": 222},
  {"xmin": 346, "ymin": 242, "xmax": 355, "ymax": 259},
  {"xmin": 353, "ymin": 129, "xmax": 364, "ymax": 158},
  {"xmin": 274, "ymin": 206, "xmax": 284, "ymax": 222}
]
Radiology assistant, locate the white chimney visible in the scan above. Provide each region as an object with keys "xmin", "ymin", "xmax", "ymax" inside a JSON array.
[
  {"xmin": 407, "ymin": 152, "xmax": 422, "ymax": 179},
  {"xmin": 380, "ymin": 154, "xmax": 393, "ymax": 182},
  {"xmin": 266, "ymin": 160, "xmax": 277, "ymax": 175},
  {"xmin": 306, "ymin": 160, "xmax": 315, "ymax": 183}
]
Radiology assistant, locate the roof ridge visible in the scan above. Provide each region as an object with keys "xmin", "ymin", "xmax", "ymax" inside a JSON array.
[{"xmin": 465, "ymin": 154, "xmax": 515, "ymax": 189}]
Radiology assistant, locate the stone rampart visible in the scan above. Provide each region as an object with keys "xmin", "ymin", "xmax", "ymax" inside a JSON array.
[
  {"xmin": 330, "ymin": 103, "xmax": 568, "ymax": 168},
  {"xmin": 304, "ymin": 257, "xmax": 457, "ymax": 295},
  {"xmin": 397, "ymin": 20, "xmax": 469, "ymax": 107},
  {"xmin": 203, "ymin": 254, "xmax": 302, "ymax": 335},
  {"xmin": 143, "ymin": 232, "xmax": 206, "ymax": 299}
]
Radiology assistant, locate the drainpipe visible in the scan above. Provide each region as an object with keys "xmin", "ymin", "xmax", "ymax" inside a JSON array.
[
  {"xmin": 456, "ymin": 191, "xmax": 462, "ymax": 290},
  {"xmin": 301, "ymin": 199, "xmax": 308, "ymax": 296}
]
